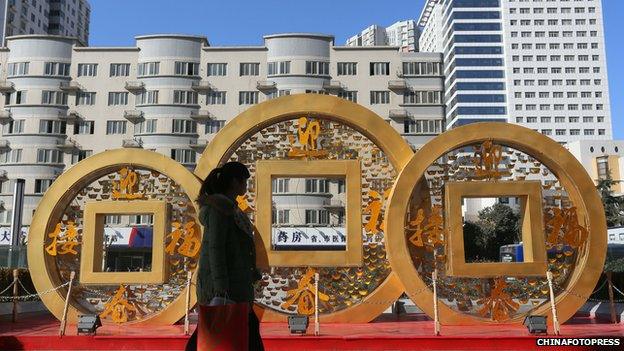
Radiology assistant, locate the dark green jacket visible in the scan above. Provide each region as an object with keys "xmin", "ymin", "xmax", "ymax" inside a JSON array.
[{"xmin": 196, "ymin": 194, "xmax": 260, "ymax": 304}]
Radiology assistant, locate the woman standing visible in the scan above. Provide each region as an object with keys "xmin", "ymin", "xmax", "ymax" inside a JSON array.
[{"xmin": 189, "ymin": 161, "xmax": 264, "ymax": 351}]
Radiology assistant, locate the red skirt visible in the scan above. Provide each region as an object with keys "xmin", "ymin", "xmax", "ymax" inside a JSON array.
[{"xmin": 196, "ymin": 302, "xmax": 250, "ymax": 351}]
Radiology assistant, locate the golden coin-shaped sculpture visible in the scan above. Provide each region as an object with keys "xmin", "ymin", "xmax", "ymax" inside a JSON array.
[{"xmin": 385, "ymin": 123, "xmax": 607, "ymax": 325}]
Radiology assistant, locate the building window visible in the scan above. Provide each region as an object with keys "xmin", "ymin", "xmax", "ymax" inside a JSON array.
[
  {"xmin": 403, "ymin": 91, "xmax": 441, "ymax": 105},
  {"xmin": 337, "ymin": 91, "xmax": 357, "ymax": 103},
  {"xmin": 34, "ymin": 179, "xmax": 54, "ymax": 194},
  {"xmin": 596, "ymin": 156, "xmax": 609, "ymax": 180},
  {"xmin": 0, "ymin": 149, "xmax": 22, "ymax": 163},
  {"xmin": 77, "ymin": 63, "xmax": 98, "ymax": 77},
  {"xmin": 174, "ymin": 61, "xmax": 199, "ymax": 76},
  {"xmin": 239, "ymin": 91, "xmax": 259, "ymax": 105},
  {"xmin": 135, "ymin": 119, "xmax": 157, "ymax": 134},
  {"xmin": 170, "ymin": 149, "xmax": 196, "ymax": 164},
  {"xmin": 76, "ymin": 92, "xmax": 95, "ymax": 105},
  {"xmin": 171, "ymin": 119, "xmax": 197, "ymax": 134},
  {"xmin": 239, "ymin": 63, "xmax": 260, "ymax": 76},
  {"xmin": 370, "ymin": 91, "xmax": 390, "ymax": 104},
  {"xmin": 267, "ymin": 61, "xmax": 290, "ymax": 75},
  {"xmin": 272, "ymin": 179, "xmax": 290, "ymax": 193},
  {"xmin": 74, "ymin": 120, "xmax": 94, "ymax": 135},
  {"xmin": 71, "ymin": 150, "xmax": 92, "ymax": 164},
  {"xmin": 305, "ymin": 61, "xmax": 329, "ymax": 75},
  {"xmin": 277, "ymin": 210, "xmax": 290, "ymax": 225},
  {"xmin": 4, "ymin": 119, "xmax": 24, "ymax": 134},
  {"xmin": 402, "ymin": 62, "xmax": 440, "ymax": 76},
  {"xmin": 337, "ymin": 62, "xmax": 357, "ymax": 76},
  {"xmin": 7, "ymin": 62, "xmax": 29, "ymax": 76},
  {"xmin": 206, "ymin": 120, "xmax": 225, "ymax": 134},
  {"xmin": 39, "ymin": 120, "xmax": 66, "ymax": 134},
  {"xmin": 138, "ymin": 62, "xmax": 160, "ymax": 76},
  {"xmin": 173, "ymin": 90, "xmax": 198, "ymax": 105},
  {"xmin": 7, "ymin": 91, "xmax": 27, "ymax": 105},
  {"xmin": 36, "ymin": 149, "xmax": 63, "ymax": 163},
  {"xmin": 106, "ymin": 121, "xmax": 127, "ymax": 135},
  {"xmin": 207, "ymin": 91, "xmax": 226, "ymax": 105},
  {"xmin": 370, "ymin": 62, "xmax": 390, "ymax": 76},
  {"xmin": 44, "ymin": 62, "xmax": 70, "ymax": 76},
  {"xmin": 137, "ymin": 90, "xmax": 159, "ymax": 105},
  {"xmin": 41, "ymin": 91, "xmax": 68, "ymax": 105},
  {"xmin": 108, "ymin": 92, "xmax": 128, "ymax": 105},
  {"xmin": 403, "ymin": 120, "xmax": 442, "ymax": 134},
  {"xmin": 207, "ymin": 63, "xmax": 227, "ymax": 76},
  {"xmin": 110, "ymin": 63, "xmax": 130, "ymax": 77}
]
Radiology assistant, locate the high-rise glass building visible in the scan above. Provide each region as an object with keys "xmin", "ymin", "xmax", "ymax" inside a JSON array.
[
  {"xmin": 419, "ymin": 0, "xmax": 612, "ymax": 143},
  {"xmin": 0, "ymin": 0, "xmax": 90, "ymax": 45}
]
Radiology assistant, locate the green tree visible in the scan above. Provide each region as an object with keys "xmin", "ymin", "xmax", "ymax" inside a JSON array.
[
  {"xmin": 596, "ymin": 172, "xmax": 624, "ymax": 228},
  {"xmin": 463, "ymin": 203, "xmax": 521, "ymax": 262}
]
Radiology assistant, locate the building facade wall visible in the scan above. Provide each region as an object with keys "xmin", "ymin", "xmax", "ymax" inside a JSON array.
[{"xmin": 0, "ymin": 33, "xmax": 445, "ymax": 227}]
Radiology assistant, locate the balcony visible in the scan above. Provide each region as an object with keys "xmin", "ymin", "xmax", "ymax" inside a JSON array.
[
  {"xmin": 0, "ymin": 110, "xmax": 11, "ymax": 122},
  {"xmin": 389, "ymin": 109, "xmax": 409, "ymax": 119},
  {"xmin": 59, "ymin": 81, "xmax": 82, "ymax": 92},
  {"xmin": 388, "ymin": 80, "xmax": 408, "ymax": 91},
  {"xmin": 124, "ymin": 110, "xmax": 144, "ymax": 121},
  {"xmin": 322, "ymin": 80, "xmax": 344, "ymax": 91},
  {"xmin": 323, "ymin": 198, "xmax": 344, "ymax": 208},
  {"xmin": 122, "ymin": 138, "xmax": 142, "ymax": 148},
  {"xmin": 190, "ymin": 139, "xmax": 208, "ymax": 151},
  {"xmin": 56, "ymin": 138, "xmax": 79, "ymax": 151},
  {"xmin": 125, "ymin": 81, "xmax": 145, "ymax": 92},
  {"xmin": 0, "ymin": 139, "xmax": 9, "ymax": 149},
  {"xmin": 60, "ymin": 110, "xmax": 81, "ymax": 121},
  {"xmin": 256, "ymin": 80, "xmax": 276, "ymax": 91},
  {"xmin": 191, "ymin": 81, "xmax": 214, "ymax": 92},
  {"xmin": 190, "ymin": 110, "xmax": 213, "ymax": 121},
  {"xmin": 0, "ymin": 81, "xmax": 15, "ymax": 93}
]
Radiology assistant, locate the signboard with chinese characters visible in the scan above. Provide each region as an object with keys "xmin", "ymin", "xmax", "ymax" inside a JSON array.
[
  {"xmin": 0, "ymin": 227, "xmax": 28, "ymax": 246},
  {"xmin": 272, "ymin": 227, "xmax": 346, "ymax": 251}
]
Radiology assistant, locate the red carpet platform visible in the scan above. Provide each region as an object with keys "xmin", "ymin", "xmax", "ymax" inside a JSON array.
[{"xmin": 1, "ymin": 312, "xmax": 623, "ymax": 351}]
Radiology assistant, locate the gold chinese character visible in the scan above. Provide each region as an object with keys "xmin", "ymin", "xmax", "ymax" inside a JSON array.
[
  {"xmin": 364, "ymin": 190, "xmax": 383, "ymax": 235},
  {"xmin": 281, "ymin": 268, "xmax": 329, "ymax": 315},
  {"xmin": 545, "ymin": 207, "xmax": 588, "ymax": 249},
  {"xmin": 100, "ymin": 285, "xmax": 137, "ymax": 324},
  {"xmin": 166, "ymin": 221, "xmax": 201, "ymax": 258},
  {"xmin": 112, "ymin": 167, "xmax": 144, "ymax": 200},
  {"xmin": 473, "ymin": 141, "xmax": 504, "ymax": 180},
  {"xmin": 287, "ymin": 117, "xmax": 329, "ymax": 158},
  {"xmin": 407, "ymin": 205, "xmax": 445, "ymax": 249},
  {"xmin": 477, "ymin": 278, "xmax": 520, "ymax": 321},
  {"xmin": 45, "ymin": 222, "xmax": 80, "ymax": 256},
  {"xmin": 236, "ymin": 195, "xmax": 254, "ymax": 213}
]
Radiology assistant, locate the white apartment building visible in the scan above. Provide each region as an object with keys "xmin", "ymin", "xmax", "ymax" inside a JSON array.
[
  {"xmin": 418, "ymin": 0, "xmax": 612, "ymax": 144},
  {"xmin": 0, "ymin": 33, "xmax": 444, "ymax": 227},
  {"xmin": 0, "ymin": 0, "xmax": 90, "ymax": 45},
  {"xmin": 346, "ymin": 20, "xmax": 419, "ymax": 52}
]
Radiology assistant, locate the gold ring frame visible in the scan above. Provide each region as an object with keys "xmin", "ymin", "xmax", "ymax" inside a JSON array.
[
  {"xmin": 196, "ymin": 94, "xmax": 414, "ymax": 323},
  {"xmin": 385, "ymin": 123, "xmax": 607, "ymax": 325},
  {"xmin": 28, "ymin": 149, "xmax": 201, "ymax": 325}
]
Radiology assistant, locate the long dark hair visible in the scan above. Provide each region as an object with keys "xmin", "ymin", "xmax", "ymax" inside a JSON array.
[{"xmin": 197, "ymin": 161, "xmax": 250, "ymax": 206}]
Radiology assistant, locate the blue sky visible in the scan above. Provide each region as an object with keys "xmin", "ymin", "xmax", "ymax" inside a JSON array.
[{"xmin": 89, "ymin": 0, "xmax": 622, "ymax": 139}]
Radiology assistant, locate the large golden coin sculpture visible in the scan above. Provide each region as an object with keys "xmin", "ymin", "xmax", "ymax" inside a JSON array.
[
  {"xmin": 27, "ymin": 95, "xmax": 606, "ymax": 326},
  {"xmin": 29, "ymin": 149, "xmax": 202, "ymax": 325},
  {"xmin": 194, "ymin": 94, "xmax": 413, "ymax": 322},
  {"xmin": 385, "ymin": 123, "xmax": 607, "ymax": 325}
]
